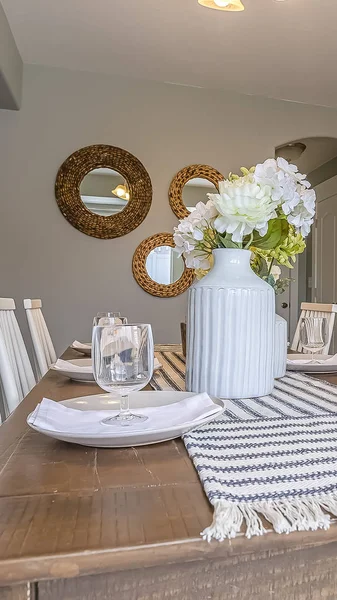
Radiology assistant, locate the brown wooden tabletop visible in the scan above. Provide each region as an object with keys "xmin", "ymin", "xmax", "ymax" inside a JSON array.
[{"xmin": 2, "ymin": 348, "xmax": 337, "ymax": 599}]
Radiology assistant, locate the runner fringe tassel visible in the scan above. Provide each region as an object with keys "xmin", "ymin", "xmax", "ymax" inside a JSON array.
[{"xmin": 202, "ymin": 495, "xmax": 337, "ymax": 541}]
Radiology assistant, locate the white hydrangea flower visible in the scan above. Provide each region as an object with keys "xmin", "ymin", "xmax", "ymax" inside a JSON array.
[
  {"xmin": 276, "ymin": 157, "xmax": 308, "ymax": 185},
  {"xmin": 187, "ymin": 200, "xmax": 218, "ymax": 225},
  {"xmin": 254, "ymin": 157, "xmax": 315, "ymax": 232},
  {"xmin": 184, "ymin": 250, "xmax": 211, "ymax": 270},
  {"xmin": 254, "ymin": 159, "xmax": 281, "ymax": 198},
  {"xmin": 208, "ymin": 180, "xmax": 278, "ymax": 243},
  {"xmin": 173, "ymin": 232, "xmax": 196, "ymax": 254},
  {"xmin": 301, "ymin": 188, "xmax": 316, "ymax": 215},
  {"xmin": 279, "ymin": 177, "xmax": 300, "ymax": 215},
  {"xmin": 173, "ymin": 199, "xmax": 218, "ymax": 268},
  {"xmin": 287, "ymin": 203, "xmax": 315, "ymax": 237},
  {"xmin": 285, "ymin": 185, "xmax": 316, "ymax": 237}
]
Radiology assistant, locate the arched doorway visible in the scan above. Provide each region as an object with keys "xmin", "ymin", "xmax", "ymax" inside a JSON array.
[{"xmin": 275, "ymin": 137, "xmax": 337, "ymax": 348}]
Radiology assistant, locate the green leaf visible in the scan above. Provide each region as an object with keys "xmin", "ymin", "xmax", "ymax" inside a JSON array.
[
  {"xmin": 265, "ymin": 274, "xmax": 276, "ymax": 287},
  {"xmin": 258, "ymin": 257, "xmax": 269, "ymax": 278},
  {"xmin": 252, "ymin": 219, "xmax": 289, "ymax": 250},
  {"xmin": 217, "ymin": 233, "xmax": 241, "ymax": 249}
]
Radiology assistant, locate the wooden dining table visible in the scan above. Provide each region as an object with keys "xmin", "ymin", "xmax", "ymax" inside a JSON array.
[{"xmin": 1, "ymin": 346, "xmax": 337, "ymax": 600}]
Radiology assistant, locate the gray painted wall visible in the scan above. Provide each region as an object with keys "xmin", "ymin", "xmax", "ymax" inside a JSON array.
[
  {"xmin": 0, "ymin": 3, "xmax": 22, "ymax": 110},
  {"xmin": 308, "ymin": 155, "xmax": 337, "ymax": 187},
  {"xmin": 2, "ymin": 64, "xmax": 337, "ymax": 355}
]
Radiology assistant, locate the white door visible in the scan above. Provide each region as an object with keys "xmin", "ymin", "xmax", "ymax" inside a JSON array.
[{"xmin": 314, "ymin": 175, "xmax": 337, "ymax": 352}]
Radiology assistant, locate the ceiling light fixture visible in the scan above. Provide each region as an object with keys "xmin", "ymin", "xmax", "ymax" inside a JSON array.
[
  {"xmin": 198, "ymin": 0, "xmax": 244, "ymax": 11},
  {"xmin": 275, "ymin": 142, "xmax": 307, "ymax": 163},
  {"xmin": 112, "ymin": 184, "xmax": 130, "ymax": 201}
]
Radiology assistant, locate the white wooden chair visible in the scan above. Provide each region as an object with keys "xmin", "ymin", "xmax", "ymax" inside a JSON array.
[
  {"xmin": 0, "ymin": 298, "xmax": 36, "ymax": 414},
  {"xmin": 0, "ymin": 329, "xmax": 20, "ymax": 420},
  {"xmin": 24, "ymin": 299, "xmax": 57, "ymax": 379},
  {"xmin": 291, "ymin": 302, "xmax": 337, "ymax": 354}
]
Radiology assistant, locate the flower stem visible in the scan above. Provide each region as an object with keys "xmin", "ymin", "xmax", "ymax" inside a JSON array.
[
  {"xmin": 244, "ymin": 234, "xmax": 254, "ymax": 249},
  {"xmin": 268, "ymin": 257, "xmax": 274, "ymax": 276}
]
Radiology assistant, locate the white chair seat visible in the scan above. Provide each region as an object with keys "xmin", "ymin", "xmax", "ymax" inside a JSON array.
[{"xmin": 24, "ymin": 299, "xmax": 57, "ymax": 379}]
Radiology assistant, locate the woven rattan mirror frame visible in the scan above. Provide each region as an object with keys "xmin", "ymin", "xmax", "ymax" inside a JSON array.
[
  {"xmin": 132, "ymin": 233, "xmax": 194, "ymax": 297},
  {"xmin": 168, "ymin": 164, "xmax": 224, "ymax": 220},
  {"xmin": 55, "ymin": 145, "xmax": 152, "ymax": 239}
]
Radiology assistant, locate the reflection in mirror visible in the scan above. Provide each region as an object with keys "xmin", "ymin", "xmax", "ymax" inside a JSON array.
[
  {"xmin": 182, "ymin": 177, "xmax": 217, "ymax": 212},
  {"xmin": 80, "ymin": 168, "xmax": 130, "ymax": 216},
  {"xmin": 146, "ymin": 246, "xmax": 184, "ymax": 285}
]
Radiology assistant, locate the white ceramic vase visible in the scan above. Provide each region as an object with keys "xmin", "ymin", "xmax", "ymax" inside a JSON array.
[
  {"xmin": 186, "ymin": 248, "xmax": 275, "ymax": 399},
  {"xmin": 274, "ymin": 314, "xmax": 287, "ymax": 379}
]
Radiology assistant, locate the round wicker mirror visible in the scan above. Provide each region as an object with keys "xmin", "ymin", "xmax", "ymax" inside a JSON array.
[
  {"xmin": 169, "ymin": 164, "xmax": 224, "ymax": 220},
  {"xmin": 132, "ymin": 233, "xmax": 194, "ymax": 297},
  {"xmin": 55, "ymin": 145, "xmax": 152, "ymax": 239}
]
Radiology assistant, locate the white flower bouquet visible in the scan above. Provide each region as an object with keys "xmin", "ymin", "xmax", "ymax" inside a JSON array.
[{"xmin": 173, "ymin": 158, "xmax": 315, "ymax": 291}]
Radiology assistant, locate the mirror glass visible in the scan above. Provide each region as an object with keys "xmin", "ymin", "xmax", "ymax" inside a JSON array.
[
  {"xmin": 182, "ymin": 177, "xmax": 217, "ymax": 212},
  {"xmin": 146, "ymin": 246, "xmax": 184, "ymax": 285},
  {"xmin": 80, "ymin": 168, "xmax": 130, "ymax": 216}
]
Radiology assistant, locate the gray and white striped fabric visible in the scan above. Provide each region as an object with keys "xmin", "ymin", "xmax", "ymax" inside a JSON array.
[{"xmin": 152, "ymin": 352, "xmax": 337, "ymax": 540}]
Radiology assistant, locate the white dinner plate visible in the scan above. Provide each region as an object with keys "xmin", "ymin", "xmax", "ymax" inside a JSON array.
[
  {"xmin": 52, "ymin": 358, "xmax": 162, "ymax": 382},
  {"xmin": 51, "ymin": 359, "xmax": 95, "ymax": 382},
  {"xmin": 27, "ymin": 391, "xmax": 225, "ymax": 448},
  {"xmin": 287, "ymin": 354, "xmax": 337, "ymax": 373},
  {"xmin": 71, "ymin": 343, "xmax": 91, "ymax": 356}
]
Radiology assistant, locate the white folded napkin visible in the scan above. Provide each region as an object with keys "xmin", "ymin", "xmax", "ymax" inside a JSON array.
[
  {"xmin": 287, "ymin": 353, "xmax": 337, "ymax": 365},
  {"xmin": 52, "ymin": 359, "xmax": 92, "ymax": 373},
  {"xmin": 27, "ymin": 393, "xmax": 223, "ymax": 435},
  {"xmin": 72, "ymin": 341, "xmax": 91, "ymax": 350}
]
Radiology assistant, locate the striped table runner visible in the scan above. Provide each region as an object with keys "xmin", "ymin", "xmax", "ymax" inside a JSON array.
[
  {"xmin": 152, "ymin": 351, "xmax": 337, "ymax": 540},
  {"xmin": 152, "ymin": 350, "xmax": 186, "ymax": 391}
]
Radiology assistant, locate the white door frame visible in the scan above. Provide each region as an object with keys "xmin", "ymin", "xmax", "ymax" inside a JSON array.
[
  {"xmin": 312, "ymin": 174, "xmax": 337, "ymax": 304},
  {"xmin": 289, "ymin": 261, "xmax": 299, "ymax": 341}
]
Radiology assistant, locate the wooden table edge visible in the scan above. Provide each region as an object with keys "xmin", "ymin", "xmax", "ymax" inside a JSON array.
[{"xmin": 2, "ymin": 525, "xmax": 337, "ymax": 586}]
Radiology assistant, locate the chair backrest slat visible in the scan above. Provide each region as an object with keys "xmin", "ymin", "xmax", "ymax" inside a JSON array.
[
  {"xmin": 0, "ymin": 329, "xmax": 19, "ymax": 418},
  {"xmin": 24, "ymin": 299, "xmax": 57, "ymax": 379},
  {"xmin": 291, "ymin": 303, "xmax": 337, "ymax": 354}
]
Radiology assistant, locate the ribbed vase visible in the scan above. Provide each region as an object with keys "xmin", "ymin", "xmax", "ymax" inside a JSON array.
[
  {"xmin": 186, "ymin": 248, "xmax": 275, "ymax": 399},
  {"xmin": 274, "ymin": 314, "xmax": 287, "ymax": 379}
]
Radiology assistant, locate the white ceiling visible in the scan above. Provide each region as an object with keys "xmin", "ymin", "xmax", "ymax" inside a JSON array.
[{"xmin": 3, "ymin": 0, "xmax": 337, "ymax": 107}]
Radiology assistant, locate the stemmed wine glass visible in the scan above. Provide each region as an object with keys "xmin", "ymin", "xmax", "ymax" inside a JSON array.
[
  {"xmin": 299, "ymin": 317, "xmax": 328, "ymax": 362},
  {"xmin": 92, "ymin": 321, "xmax": 154, "ymax": 426},
  {"xmin": 94, "ymin": 312, "xmax": 127, "ymax": 325}
]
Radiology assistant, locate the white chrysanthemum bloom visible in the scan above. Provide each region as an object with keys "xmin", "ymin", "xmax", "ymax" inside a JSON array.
[{"xmin": 208, "ymin": 180, "xmax": 278, "ymax": 243}]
